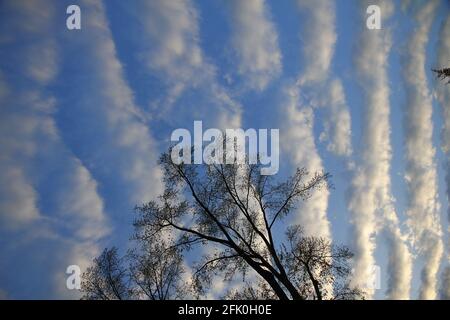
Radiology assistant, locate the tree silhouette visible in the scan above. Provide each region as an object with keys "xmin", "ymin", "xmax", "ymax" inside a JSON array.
[
  {"xmin": 81, "ymin": 248, "xmax": 133, "ymax": 300},
  {"xmin": 432, "ymin": 67, "xmax": 450, "ymax": 84},
  {"xmin": 82, "ymin": 148, "xmax": 363, "ymax": 300}
]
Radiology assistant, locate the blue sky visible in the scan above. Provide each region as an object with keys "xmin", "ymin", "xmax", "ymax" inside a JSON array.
[{"xmin": 0, "ymin": 0, "xmax": 449, "ymax": 299}]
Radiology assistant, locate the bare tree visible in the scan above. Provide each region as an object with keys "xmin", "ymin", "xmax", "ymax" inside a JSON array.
[
  {"xmin": 82, "ymin": 148, "xmax": 363, "ymax": 300},
  {"xmin": 432, "ymin": 67, "xmax": 450, "ymax": 84},
  {"xmin": 128, "ymin": 239, "xmax": 188, "ymax": 300},
  {"xmin": 81, "ymin": 247, "xmax": 133, "ymax": 300},
  {"xmin": 280, "ymin": 226, "xmax": 363, "ymax": 300},
  {"xmin": 81, "ymin": 239, "xmax": 186, "ymax": 300}
]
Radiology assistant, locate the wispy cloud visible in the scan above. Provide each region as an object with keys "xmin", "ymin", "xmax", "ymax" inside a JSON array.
[
  {"xmin": 318, "ymin": 79, "xmax": 353, "ymax": 157},
  {"xmin": 295, "ymin": 0, "xmax": 352, "ymax": 159},
  {"xmin": 277, "ymin": 0, "xmax": 346, "ymax": 243},
  {"xmin": 281, "ymin": 0, "xmax": 352, "ymax": 244},
  {"xmin": 64, "ymin": 0, "xmax": 164, "ymax": 204},
  {"xmin": 226, "ymin": 0, "xmax": 282, "ymax": 91},
  {"xmin": 0, "ymin": 0, "xmax": 111, "ymax": 298},
  {"xmin": 281, "ymin": 0, "xmax": 352, "ymax": 242},
  {"xmin": 349, "ymin": 0, "xmax": 412, "ymax": 299},
  {"xmin": 402, "ymin": 0, "xmax": 443, "ymax": 300},
  {"xmin": 280, "ymin": 85, "xmax": 330, "ymax": 239},
  {"xmin": 297, "ymin": 0, "xmax": 336, "ymax": 85},
  {"xmin": 138, "ymin": 0, "xmax": 241, "ymax": 129},
  {"xmin": 435, "ymin": 11, "xmax": 450, "ymax": 300}
]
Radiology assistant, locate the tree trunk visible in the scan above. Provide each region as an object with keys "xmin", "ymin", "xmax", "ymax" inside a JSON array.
[{"xmin": 305, "ymin": 264, "xmax": 322, "ymax": 300}]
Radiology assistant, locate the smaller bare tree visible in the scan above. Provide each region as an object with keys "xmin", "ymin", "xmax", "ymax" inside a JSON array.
[
  {"xmin": 128, "ymin": 239, "xmax": 188, "ymax": 300},
  {"xmin": 81, "ymin": 247, "xmax": 133, "ymax": 300},
  {"xmin": 432, "ymin": 67, "xmax": 450, "ymax": 84},
  {"xmin": 81, "ymin": 239, "xmax": 187, "ymax": 300},
  {"xmin": 280, "ymin": 225, "xmax": 362, "ymax": 300}
]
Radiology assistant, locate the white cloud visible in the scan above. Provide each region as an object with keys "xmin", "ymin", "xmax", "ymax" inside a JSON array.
[
  {"xmin": 319, "ymin": 79, "xmax": 352, "ymax": 157},
  {"xmin": 56, "ymin": 160, "xmax": 110, "ymax": 241},
  {"xmin": 278, "ymin": 0, "xmax": 348, "ymax": 245},
  {"xmin": 0, "ymin": 0, "xmax": 111, "ymax": 299},
  {"xmin": 25, "ymin": 40, "xmax": 58, "ymax": 84},
  {"xmin": 280, "ymin": 85, "xmax": 331, "ymax": 239},
  {"xmin": 435, "ymin": 11, "xmax": 450, "ymax": 300},
  {"xmin": 440, "ymin": 266, "xmax": 450, "ymax": 299},
  {"xmin": 138, "ymin": 0, "xmax": 242, "ymax": 129},
  {"xmin": 56, "ymin": 241, "xmax": 109, "ymax": 299},
  {"xmin": 349, "ymin": 0, "xmax": 412, "ymax": 299},
  {"xmin": 297, "ymin": 0, "xmax": 336, "ymax": 85},
  {"xmin": 227, "ymin": 0, "xmax": 282, "ymax": 91},
  {"xmin": 402, "ymin": 0, "xmax": 443, "ymax": 300},
  {"xmin": 71, "ymin": 0, "xmax": 165, "ymax": 204},
  {"xmin": 294, "ymin": 0, "xmax": 352, "ymax": 159},
  {"xmin": 142, "ymin": 0, "xmax": 206, "ymax": 85},
  {"xmin": 0, "ymin": 166, "xmax": 40, "ymax": 228}
]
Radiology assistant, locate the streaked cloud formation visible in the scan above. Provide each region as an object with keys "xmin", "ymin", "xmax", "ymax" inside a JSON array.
[
  {"xmin": 139, "ymin": 0, "xmax": 241, "ymax": 129},
  {"xmin": 66, "ymin": 0, "xmax": 164, "ymax": 204},
  {"xmin": 0, "ymin": 0, "xmax": 110, "ymax": 298},
  {"xmin": 402, "ymin": 0, "xmax": 443, "ymax": 300},
  {"xmin": 318, "ymin": 78, "xmax": 352, "ymax": 157},
  {"xmin": 435, "ymin": 12, "xmax": 450, "ymax": 300},
  {"xmin": 227, "ymin": 0, "xmax": 282, "ymax": 91},
  {"xmin": 280, "ymin": 85, "xmax": 331, "ymax": 239},
  {"xmin": 349, "ymin": 0, "xmax": 412, "ymax": 299},
  {"xmin": 279, "ymin": 0, "xmax": 348, "ymax": 241},
  {"xmin": 297, "ymin": 0, "xmax": 336, "ymax": 85}
]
